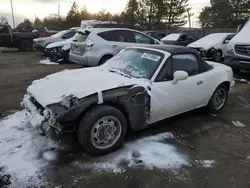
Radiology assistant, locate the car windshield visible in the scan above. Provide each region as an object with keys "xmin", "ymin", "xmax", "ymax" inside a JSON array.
[
  {"xmin": 103, "ymin": 48, "xmax": 164, "ymax": 79},
  {"xmin": 50, "ymin": 30, "xmax": 67, "ymax": 38},
  {"xmin": 161, "ymin": 33, "xmax": 180, "ymax": 41}
]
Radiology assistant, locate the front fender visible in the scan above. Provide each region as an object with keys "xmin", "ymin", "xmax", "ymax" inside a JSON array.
[{"xmin": 56, "ymin": 85, "xmax": 151, "ymax": 132}]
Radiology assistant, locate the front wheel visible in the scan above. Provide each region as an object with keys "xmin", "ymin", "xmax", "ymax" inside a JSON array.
[
  {"xmin": 78, "ymin": 105, "xmax": 127, "ymax": 155},
  {"xmin": 207, "ymin": 84, "xmax": 228, "ymax": 114},
  {"xmin": 212, "ymin": 50, "xmax": 222, "ymax": 62}
]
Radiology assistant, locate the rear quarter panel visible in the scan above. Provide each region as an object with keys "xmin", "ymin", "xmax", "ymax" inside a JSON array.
[{"xmin": 206, "ymin": 61, "xmax": 234, "ymax": 93}]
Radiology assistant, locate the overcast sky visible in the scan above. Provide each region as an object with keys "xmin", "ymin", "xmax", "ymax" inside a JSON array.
[{"xmin": 0, "ymin": 0, "xmax": 210, "ymax": 28}]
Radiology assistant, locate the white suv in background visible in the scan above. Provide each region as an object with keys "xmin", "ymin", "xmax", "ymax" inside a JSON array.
[{"xmin": 69, "ymin": 28, "xmax": 161, "ymax": 66}]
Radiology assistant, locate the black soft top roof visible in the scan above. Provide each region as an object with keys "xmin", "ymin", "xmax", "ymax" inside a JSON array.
[
  {"xmin": 132, "ymin": 44, "xmax": 196, "ymax": 54},
  {"xmin": 130, "ymin": 44, "xmax": 212, "ymax": 73}
]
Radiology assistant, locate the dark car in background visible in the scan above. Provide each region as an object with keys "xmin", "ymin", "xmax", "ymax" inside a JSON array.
[
  {"xmin": 161, "ymin": 33, "xmax": 198, "ymax": 46},
  {"xmin": 0, "ymin": 24, "xmax": 39, "ymax": 51},
  {"xmin": 144, "ymin": 31, "xmax": 166, "ymax": 40}
]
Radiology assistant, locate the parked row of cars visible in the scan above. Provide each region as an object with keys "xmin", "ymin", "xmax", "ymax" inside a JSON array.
[
  {"xmin": 22, "ymin": 19, "xmax": 250, "ymax": 155},
  {"xmin": 32, "ymin": 19, "xmax": 250, "ymax": 73}
]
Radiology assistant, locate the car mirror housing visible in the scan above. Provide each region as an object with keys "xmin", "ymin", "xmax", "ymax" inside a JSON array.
[{"xmin": 172, "ymin": 71, "xmax": 188, "ymax": 84}]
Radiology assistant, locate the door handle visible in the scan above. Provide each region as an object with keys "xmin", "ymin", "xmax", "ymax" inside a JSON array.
[
  {"xmin": 112, "ymin": 45, "xmax": 118, "ymax": 48},
  {"xmin": 197, "ymin": 81, "xmax": 203, "ymax": 85}
]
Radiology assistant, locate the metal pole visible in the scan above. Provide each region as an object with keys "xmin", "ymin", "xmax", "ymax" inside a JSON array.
[
  {"xmin": 58, "ymin": 4, "xmax": 60, "ymax": 18},
  {"xmin": 10, "ymin": 0, "xmax": 15, "ymax": 28}
]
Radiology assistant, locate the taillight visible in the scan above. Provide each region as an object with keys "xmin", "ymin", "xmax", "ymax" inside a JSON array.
[{"xmin": 85, "ymin": 38, "xmax": 94, "ymax": 51}]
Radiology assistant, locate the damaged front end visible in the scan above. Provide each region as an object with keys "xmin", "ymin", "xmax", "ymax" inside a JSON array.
[
  {"xmin": 21, "ymin": 94, "xmax": 76, "ymax": 139},
  {"xmin": 22, "ymin": 85, "xmax": 151, "ymax": 139}
]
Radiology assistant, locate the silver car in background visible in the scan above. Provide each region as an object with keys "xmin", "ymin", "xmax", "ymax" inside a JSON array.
[{"xmin": 69, "ymin": 28, "xmax": 161, "ymax": 66}]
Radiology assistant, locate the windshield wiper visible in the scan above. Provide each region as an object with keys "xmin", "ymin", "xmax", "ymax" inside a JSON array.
[{"xmin": 108, "ymin": 68, "xmax": 131, "ymax": 78}]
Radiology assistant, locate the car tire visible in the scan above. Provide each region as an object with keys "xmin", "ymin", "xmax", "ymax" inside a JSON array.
[
  {"xmin": 212, "ymin": 49, "xmax": 222, "ymax": 62},
  {"xmin": 78, "ymin": 105, "xmax": 127, "ymax": 155},
  {"xmin": 99, "ymin": 55, "xmax": 112, "ymax": 65},
  {"xmin": 19, "ymin": 40, "xmax": 33, "ymax": 52},
  {"xmin": 207, "ymin": 84, "xmax": 228, "ymax": 114}
]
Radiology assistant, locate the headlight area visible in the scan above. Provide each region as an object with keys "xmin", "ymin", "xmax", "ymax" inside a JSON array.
[
  {"xmin": 46, "ymin": 96, "xmax": 80, "ymax": 135},
  {"xmin": 46, "ymin": 46, "xmax": 63, "ymax": 62}
]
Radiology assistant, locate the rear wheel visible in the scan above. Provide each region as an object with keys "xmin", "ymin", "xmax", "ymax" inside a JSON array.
[
  {"xmin": 78, "ymin": 105, "xmax": 127, "ymax": 155},
  {"xmin": 99, "ymin": 55, "xmax": 112, "ymax": 65},
  {"xmin": 207, "ymin": 84, "xmax": 228, "ymax": 114},
  {"xmin": 19, "ymin": 40, "xmax": 33, "ymax": 52}
]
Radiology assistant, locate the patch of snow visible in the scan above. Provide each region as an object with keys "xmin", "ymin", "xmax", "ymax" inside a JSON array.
[
  {"xmin": 39, "ymin": 59, "xmax": 59, "ymax": 65},
  {"xmin": 42, "ymin": 151, "xmax": 58, "ymax": 161},
  {"xmin": 195, "ymin": 160, "xmax": 215, "ymax": 168},
  {"xmin": 209, "ymin": 113, "xmax": 217, "ymax": 117},
  {"xmin": 0, "ymin": 110, "xmax": 58, "ymax": 187},
  {"xmin": 232, "ymin": 121, "xmax": 246, "ymax": 127},
  {"xmin": 74, "ymin": 133, "xmax": 188, "ymax": 173}
]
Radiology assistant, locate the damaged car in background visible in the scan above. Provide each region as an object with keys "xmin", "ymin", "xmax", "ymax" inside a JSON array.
[
  {"xmin": 44, "ymin": 38, "xmax": 73, "ymax": 62},
  {"xmin": 22, "ymin": 45, "xmax": 235, "ymax": 155},
  {"xmin": 188, "ymin": 33, "xmax": 235, "ymax": 62}
]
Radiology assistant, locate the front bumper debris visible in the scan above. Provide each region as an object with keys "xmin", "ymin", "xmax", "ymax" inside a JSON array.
[{"xmin": 21, "ymin": 95, "xmax": 62, "ymax": 139}]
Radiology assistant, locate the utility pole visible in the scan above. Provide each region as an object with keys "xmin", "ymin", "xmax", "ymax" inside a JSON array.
[
  {"xmin": 187, "ymin": 9, "xmax": 194, "ymax": 29},
  {"xmin": 58, "ymin": 4, "xmax": 60, "ymax": 18},
  {"xmin": 10, "ymin": 0, "xmax": 15, "ymax": 28},
  {"xmin": 131, "ymin": 0, "xmax": 136, "ymax": 27}
]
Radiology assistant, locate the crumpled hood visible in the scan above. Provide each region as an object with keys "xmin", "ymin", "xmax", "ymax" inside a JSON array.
[
  {"xmin": 46, "ymin": 38, "xmax": 72, "ymax": 49},
  {"xmin": 188, "ymin": 33, "xmax": 230, "ymax": 50},
  {"xmin": 33, "ymin": 37, "xmax": 50, "ymax": 42},
  {"xmin": 27, "ymin": 67, "xmax": 149, "ymax": 107}
]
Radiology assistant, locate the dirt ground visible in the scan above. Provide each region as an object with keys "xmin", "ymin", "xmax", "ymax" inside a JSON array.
[
  {"xmin": 0, "ymin": 50, "xmax": 81, "ymax": 116},
  {"xmin": 0, "ymin": 50, "xmax": 250, "ymax": 188}
]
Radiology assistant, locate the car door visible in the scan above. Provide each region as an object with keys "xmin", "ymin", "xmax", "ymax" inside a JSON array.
[{"xmin": 149, "ymin": 53, "xmax": 206, "ymax": 123}]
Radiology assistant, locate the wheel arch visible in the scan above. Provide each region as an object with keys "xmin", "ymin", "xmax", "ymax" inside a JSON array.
[
  {"xmin": 98, "ymin": 54, "xmax": 113, "ymax": 65},
  {"xmin": 57, "ymin": 86, "xmax": 150, "ymax": 133},
  {"xmin": 77, "ymin": 102, "xmax": 131, "ymax": 132}
]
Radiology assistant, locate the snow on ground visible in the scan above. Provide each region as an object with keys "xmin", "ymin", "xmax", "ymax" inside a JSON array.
[
  {"xmin": 0, "ymin": 110, "xmax": 58, "ymax": 187},
  {"xmin": 74, "ymin": 133, "xmax": 189, "ymax": 173},
  {"xmin": 195, "ymin": 160, "xmax": 215, "ymax": 168},
  {"xmin": 39, "ymin": 59, "xmax": 59, "ymax": 65}
]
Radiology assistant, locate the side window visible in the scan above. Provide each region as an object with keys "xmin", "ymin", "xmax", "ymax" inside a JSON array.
[
  {"xmin": 187, "ymin": 34, "xmax": 197, "ymax": 40},
  {"xmin": 98, "ymin": 30, "xmax": 134, "ymax": 43},
  {"xmin": 155, "ymin": 58, "xmax": 172, "ymax": 82},
  {"xmin": 179, "ymin": 35, "xmax": 187, "ymax": 41},
  {"xmin": 172, "ymin": 54, "xmax": 199, "ymax": 76},
  {"xmin": 132, "ymin": 31, "xmax": 154, "ymax": 44},
  {"xmin": 62, "ymin": 31, "xmax": 76, "ymax": 39},
  {"xmin": 98, "ymin": 31, "xmax": 113, "ymax": 41},
  {"xmin": 224, "ymin": 34, "xmax": 235, "ymax": 42}
]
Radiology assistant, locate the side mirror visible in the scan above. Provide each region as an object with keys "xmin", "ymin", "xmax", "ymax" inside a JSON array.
[
  {"xmin": 172, "ymin": 71, "xmax": 188, "ymax": 84},
  {"xmin": 224, "ymin": 39, "xmax": 230, "ymax": 44}
]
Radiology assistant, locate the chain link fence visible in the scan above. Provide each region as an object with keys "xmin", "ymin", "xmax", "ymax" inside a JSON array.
[{"xmin": 145, "ymin": 28, "xmax": 237, "ymax": 38}]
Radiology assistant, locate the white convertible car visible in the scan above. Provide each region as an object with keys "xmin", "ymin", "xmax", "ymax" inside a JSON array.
[{"xmin": 22, "ymin": 45, "xmax": 235, "ymax": 155}]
